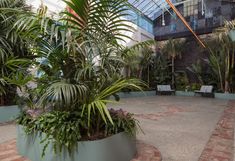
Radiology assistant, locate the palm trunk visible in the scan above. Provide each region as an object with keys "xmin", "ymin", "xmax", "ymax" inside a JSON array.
[
  {"xmin": 171, "ymin": 57, "xmax": 175, "ymax": 87},
  {"xmin": 127, "ymin": 66, "xmax": 131, "ymax": 78},
  {"xmin": 225, "ymin": 81, "xmax": 229, "ymax": 93},
  {"xmin": 214, "ymin": 54, "xmax": 223, "ymax": 92},
  {"xmin": 125, "ymin": 66, "xmax": 131, "ymax": 78},
  {"xmin": 147, "ymin": 66, "xmax": 150, "ymax": 86},
  {"xmin": 218, "ymin": 67, "xmax": 224, "ymax": 92},
  {"xmin": 138, "ymin": 67, "xmax": 143, "ymax": 79},
  {"xmin": 224, "ymin": 51, "xmax": 231, "ymax": 93}
]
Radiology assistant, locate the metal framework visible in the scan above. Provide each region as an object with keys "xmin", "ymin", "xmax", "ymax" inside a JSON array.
[
  {"xmin": 128, "ymin": 0, "xmax": 206, "ymax": 47},
  {"xmin": 128, "ymin": 0, "xmax": 177, "ymax": 20}
]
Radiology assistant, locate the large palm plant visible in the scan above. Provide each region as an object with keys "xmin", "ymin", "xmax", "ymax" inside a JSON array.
[
  {"xmin": 12, "ymin": 0, "xmax": 145, "ymax": 127},
  {"xmin": 206, "ymin": 32, "xmax": 235, "ymax": 93},
  {"xmin": 163, "ymin": 38, "xmax": 185, "ymax": 87}
]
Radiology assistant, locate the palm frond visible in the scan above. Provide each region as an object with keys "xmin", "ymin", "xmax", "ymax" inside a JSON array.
[
  {"xmin": 62, "ymin": 0, "xmax": 132, "ymax": 43},
  {"xmin": 81, "ymin": 78, "xmax": 146, "ymax": 126},
  {"xmin": 40, "ymin": 80, "xmax": 87, "ymax": 109}
]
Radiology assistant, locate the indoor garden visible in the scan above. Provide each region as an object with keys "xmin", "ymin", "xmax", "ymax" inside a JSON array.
[{"xmin": 0, "ymin": 0, "xmax": 235, "ymax": 161}]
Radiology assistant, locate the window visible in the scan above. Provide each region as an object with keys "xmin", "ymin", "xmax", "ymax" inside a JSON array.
[
  {"xmin": 170, "ymin": 24, "xmax": 177, "ymax": 32},
  {"xmin": 124, "ymin": 8, "xmax": 153, "ymax": 34},
  {"xmin": 138, "ymin": 17, "xmax": 153, "ymax": 33},
  {"xmin": 125, "ymin": 9, "xmax": 138, "ymax": 24}
]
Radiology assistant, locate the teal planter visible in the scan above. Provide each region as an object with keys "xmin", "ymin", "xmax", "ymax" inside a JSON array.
[
  {"xmin": 229, "ymin": 29, "xmax": 235, "ymax": 42},
  {"xmin": 214, "ymin": 93, "xmax": 235, "ymax": 100},
  {"xmin": 117, "ymin": 91, "xmax": 155, "ymax": 98},
  {"xmin": 175, "ymin": 91, "xmax": 195, "ymax": 97},
  {"xmin": 0, "ymin": 105, "xmax": 20, "ymax": 123},
  {"xmin": 17, "ymin": 125, "xmax": 136, "ymax": 161}
]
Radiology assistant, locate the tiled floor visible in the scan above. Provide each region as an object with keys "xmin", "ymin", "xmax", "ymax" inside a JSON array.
[
  {"xmin": 0, "ymin": 139, "xmax": 29, "ymax": 161},
  {"xmin": 110, "ymin": 96, "xmax": 232, "ymax": 161},
  {"xmin": 198, "ymin": 101, "xmax": 235, "ymax": 161},
  {"xmin": 0, "ymin": 96, "xmax": 234, "ymax": 161}
]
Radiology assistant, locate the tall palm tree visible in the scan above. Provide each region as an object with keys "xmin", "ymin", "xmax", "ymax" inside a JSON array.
[
  {"xmin": 121, "ymin": 40, "xmax": 155, "ymax": 80},
  {"xmin": 139, "ymin": 46, "xmax": 154, "ymax": 84},
  {"xmin": 163, "ymin": 38, "xmax": 184, "ymax": 87}
]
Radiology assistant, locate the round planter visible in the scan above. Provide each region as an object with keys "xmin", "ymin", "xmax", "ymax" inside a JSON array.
[
  {"xmin": 0, "ymin": 105, "xmax": 20, "ymax": 123},
  {"xmin": 229, "ymin": 29, "xmax": 235, "ymax": 42},
  {"xmin": 17, "ymin": 125, "xmax": 136, "ymax": 161}
]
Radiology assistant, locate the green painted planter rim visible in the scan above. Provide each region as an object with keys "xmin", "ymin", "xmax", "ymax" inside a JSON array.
[
  {"xmin": 17, "ymin": 125, "xmax": 136, "ymax": 161},
  {"xmin": 18, "ymin": 124, "xmax": 132, "ymax": 142}
]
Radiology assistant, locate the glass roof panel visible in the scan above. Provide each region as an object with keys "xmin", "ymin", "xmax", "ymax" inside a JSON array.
[{"xmin": 128, "ymin": 0, "xmax": 179, "ymax": 20}]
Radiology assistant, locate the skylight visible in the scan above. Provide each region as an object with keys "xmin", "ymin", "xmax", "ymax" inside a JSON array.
[{"xmin": 128, "ymin": 0, "xmax": 179, "ymax": 20}]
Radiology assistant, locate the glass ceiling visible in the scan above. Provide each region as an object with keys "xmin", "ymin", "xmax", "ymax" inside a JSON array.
[{"xmin": 128, "ymin": 0, "xmax": 179, "ymax": 20}]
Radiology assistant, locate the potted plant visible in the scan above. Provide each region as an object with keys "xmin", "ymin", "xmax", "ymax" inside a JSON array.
[{"xmin": 11, "ymin": 0, "xmax": 145, "ymax": 160}]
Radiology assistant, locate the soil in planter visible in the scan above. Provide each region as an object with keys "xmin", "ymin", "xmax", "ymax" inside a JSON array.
[{"xmin": 81, "ymin": 132, "xmax": 113, "ymax": 141}]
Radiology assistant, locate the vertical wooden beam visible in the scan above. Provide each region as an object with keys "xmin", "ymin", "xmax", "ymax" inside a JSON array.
[{"xmin": 165, "ymin": 0, "xmax": 206, "ymax": 48}]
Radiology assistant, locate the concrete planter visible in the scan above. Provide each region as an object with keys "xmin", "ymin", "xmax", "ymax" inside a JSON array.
[
  {"xmin": 175, "ymin": 91, "xmax": 195, "ymax": 97},
  {"xmin": 117, "ymin": 91, "xmax": 155, "ymax": 98},
  {"xmin": 0, "ymin": 105, "xmax": 20, "ymax": 123},
  {"xmin": 116, "ymin": 90, "xmax": 235, "ymax": 100},
  {"xmin": 175, "ymin": 91, "xmax": 235, "ymax": 100},
  {"xmin": 17, "ymin": 125, "xmax": 136, "ymax": 161},
  {"xmin": 214, "ymin": 93, "xmax": 235, "ymax": 100}
]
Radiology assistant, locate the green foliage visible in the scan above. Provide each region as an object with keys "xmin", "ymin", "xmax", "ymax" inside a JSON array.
[
  {"xmin": 163, "ymin": 39, "xmax": 184, "ymax": 59},
  {"xmin": 187, "ymin": 60, "xmax": 204, "ymax": 84},
  {"xmin": 162, "ymin": 38, "xmax": 185, "ymax": 86},
  {"xmin": 175, "ymin": 71, "xmax": 189, "ymax": 91},
  {"xmin": 187, "ymin": 59, "xmax": 220, "ymax": 90},
  {"xmin": 206, "ymin": 32, "xmax": 235, "ymax": 92},
  {"xmin": 185, "ymin": 21, "xmax": 235, "ymax": 93},
  {"xmin": 17, "ymin": 111, "xmax": 85, "ymax": 156},
  {"xmin": 190, "ymin": 83, "xmax": 201, "ymax": 91},
  {"xmin": 121, "ymin": 40, "xmax": 155, "ymax": 84},
  {"xmin": 0, "ymin": 0, "xmax": 31, "ymax": 104},
  {"xmin": 154, "ymin": 52, "xmax": 171, "ymax": 85},
  {"xmin": 12, "ymin": 0, "xmax": 144, "ymax": 157}
]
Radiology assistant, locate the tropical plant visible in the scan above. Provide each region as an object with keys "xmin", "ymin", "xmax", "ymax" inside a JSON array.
[
  {"xmin": 206, "ymin": 31, "xmax": 235, "ymax": 93},
  {"xmin": 139, "ymin": 46, "xmax": 154, "ymax": 85},
  {"xmin": 162, "ymin": 38, "xmax": 185, "ymax": 87},
  {"xmin": 187, "ymin": 60, "xmax": 204, "ymax": 84},
  {"xmin": 224, "ymin": 20, "xmax": 235, "ymax": 30},
  {"xmin": 174, "ymin": 71, "xmax": 189, "ymax": 91},
  {"xmin": 12, "ymin": 0, "xmax": 145, "ymax": 157},
  {"xmin": 0, "ymin": 0, "xmax": 31, "ymax": 105},
  {"xmin": 154, "ymin": 51, "xmax": 171, "ymax": 85},
  {"xmin": 17, "ymin": 107, "xmax": 139, "ymax": 156},
  {"xmin": 121, "ymin": 40, "xmax": 155, "ymax": 87}
]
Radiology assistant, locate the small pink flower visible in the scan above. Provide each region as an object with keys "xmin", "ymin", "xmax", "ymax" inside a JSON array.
[{"xmin": 26, "ymin": 109, "xmax": 43, "ymax": 118}]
